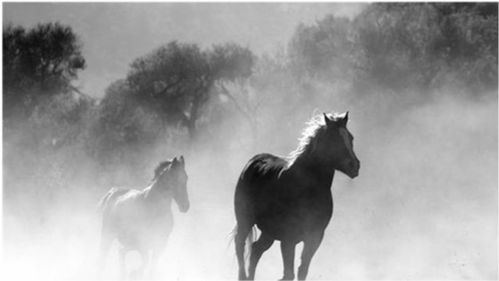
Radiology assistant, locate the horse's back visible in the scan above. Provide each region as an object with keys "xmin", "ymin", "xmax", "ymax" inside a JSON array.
[
  {"xmin": 99, "ymin": 187, "xmax": 133, "ymax": 214},
  {"xmin": 238, "ymin": 153, "xmax": 287, "ymax": 184}
]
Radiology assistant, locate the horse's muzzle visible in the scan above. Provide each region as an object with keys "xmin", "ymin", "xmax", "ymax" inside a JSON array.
[
  {"xmin": 348, "ymin": 168, "xmax": 359, "ymax": 179},
  {"xmin": 341, "ymin": 159, "xmax": 360, "ymax": 179},
  {"xmin": 179, "ymin": 201, "xmax": 190, "ymax": 213}
]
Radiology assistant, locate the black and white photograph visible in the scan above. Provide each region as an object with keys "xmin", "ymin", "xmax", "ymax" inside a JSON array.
[{"xmin": 2, "ymin": 2, "xmax": 498, "ymax": 280}]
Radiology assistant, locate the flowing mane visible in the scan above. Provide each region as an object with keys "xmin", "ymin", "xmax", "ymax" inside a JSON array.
[
  {"xmin": 287, "ymin": 112, "xmax": 344, "ymax": 165},
  {"xmin": 152, "ymin": 160, "xmax": 172, "ymax": 181}
]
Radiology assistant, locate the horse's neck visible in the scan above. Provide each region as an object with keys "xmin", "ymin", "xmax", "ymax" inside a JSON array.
[
  {"xmin": 287, "ymin": 152, "xmax": 336, "ymax": 188},
  {"xmin": 144, "ymin": 182, "xmax": 173, "ymax": 206}
]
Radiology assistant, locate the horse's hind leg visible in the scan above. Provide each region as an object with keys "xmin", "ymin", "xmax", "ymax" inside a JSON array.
[
  {"xmin": 118, "ymin": 246, "xmax": 127, "ymax": 279},
  {"xmin": 96, "ymin": 227, "xmax": 113, "ymax": 278},
  {"xmin": 235, "ymin": 221, "xmax": 252, "ymax": 280},
  {"xmin": 149, "ymin": 236, "xmax": 168, "ymax": 279},
  {"xmin": 248, "ymin": 232, "xmax": 274, "ymax": 280},
  {"xmin": 130, "ymin": 250, "xmax": 149, "ymax": 280}
]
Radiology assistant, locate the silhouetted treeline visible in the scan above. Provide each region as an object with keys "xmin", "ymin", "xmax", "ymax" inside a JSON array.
[
  {"xmin": 288, "ymin": 3, "xmax": 498, "ymax": 94},
  {"xmin": 3, "ymin": 3, "xmax": 497, "ymax": 191}
]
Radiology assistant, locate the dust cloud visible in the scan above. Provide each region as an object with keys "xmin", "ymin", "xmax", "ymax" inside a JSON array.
[
  {"xmin": 3, "ymin": 88, "xmax": 496, "ymax": 280},
  {"xmin": 2, "ymin": 3, "xmax": 498, "ymax": 281}
]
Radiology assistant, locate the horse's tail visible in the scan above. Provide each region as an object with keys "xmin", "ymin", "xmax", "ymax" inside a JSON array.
[
  {"xmin": 229, "ymin": 224, "xmax": 258, "ymax": 261},
  {"xmin": 246, "ymin": 226, "xmax": 257, "ymax": 260},
  {"xmin": 97, "ymin": 189, "xmax": 113, "ymax": 214}
]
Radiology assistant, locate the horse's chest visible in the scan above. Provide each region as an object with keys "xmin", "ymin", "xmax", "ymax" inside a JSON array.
[{"xmin": 112, "ymin": 205, "xmax": 173, "ymax": 249}]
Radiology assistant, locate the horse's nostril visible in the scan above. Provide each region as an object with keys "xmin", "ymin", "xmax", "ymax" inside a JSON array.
[{"xmin": 181, "ymin": 202, "xmax": 190, "ymax": 212}]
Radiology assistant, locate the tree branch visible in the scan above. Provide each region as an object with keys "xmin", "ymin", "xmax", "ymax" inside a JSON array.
[
  {"xmin": 155, "ymin": 77, "xmax": 184, "ymax": 98},
  {"xmin": 68, "ymin": 85, "xmax": 93, "ymax": 100},
  {"xmin": 217, "ymin": 81, "xmax": 254, "ymax": 123}
]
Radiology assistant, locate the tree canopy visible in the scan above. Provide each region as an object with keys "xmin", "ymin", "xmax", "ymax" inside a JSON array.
[
  {"xmin": 288, "ymin": 3, "xmax": 498, "ymax": 94},
  {"xmin": 123, "ymin": 41, "xmax": 254, "ymax": 137},
  {"xmin": 89, "ymin": 41, "xmax": 255, "ymax": 163},
  {"xmin": 3, "ymin": 22, "xmax": 86, "ymax": 120}
]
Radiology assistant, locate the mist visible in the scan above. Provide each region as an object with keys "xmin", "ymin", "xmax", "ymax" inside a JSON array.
[{"xmin": 2, "ymin": 3, "xmax": 498, "ymax": 281}]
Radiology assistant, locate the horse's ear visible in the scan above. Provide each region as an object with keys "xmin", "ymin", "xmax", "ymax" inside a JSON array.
[
  {"xmin": 338, "ymin": 111, "xmax": 349, "ymax": 127},
  {"xmin": 323, "ymin": 113, "xmax": 333, "ymax": 127},
  {"xmin": 343, "ymin": 111, "xmax": 349, "ymax": 124},
  {"xmin": 179, "ymin": 155, "xmax": 185, "ymax": 166}
]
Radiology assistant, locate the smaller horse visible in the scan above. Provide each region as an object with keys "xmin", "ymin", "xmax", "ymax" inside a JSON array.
[{"xmin": 97, "ymin": 156, "xmax": 189, "ymax": 279}]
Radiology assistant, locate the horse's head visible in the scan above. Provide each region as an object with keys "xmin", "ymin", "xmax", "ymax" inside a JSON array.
[
  {"xmin": 320, "ymin": 112, "xmax": 360, "ymax": 178},
  {"xmin": 156, "ymin": 156, "xmax": 190, "ymax": 212}
]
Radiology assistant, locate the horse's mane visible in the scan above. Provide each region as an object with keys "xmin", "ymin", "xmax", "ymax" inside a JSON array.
[
  {"xmin": 287, "ymin": 112, "xmax": 343, "ymax": 165},
  {"xmin": 152, "ymin": 160, "xmax": 172, "ymax": 181}
]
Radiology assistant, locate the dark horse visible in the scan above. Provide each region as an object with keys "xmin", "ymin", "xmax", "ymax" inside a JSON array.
[
  {"xmin": 234, "ymin": 112, "xmax": 360, "ymax": 280},
  {"xmin": 97, "ymin": 156, "xmax": 189, "ymax": 279}
]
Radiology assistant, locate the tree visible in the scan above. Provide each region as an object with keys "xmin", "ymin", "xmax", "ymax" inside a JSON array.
[
  {"xmin": 3, "ymin": 22, "xmax": 86, "ymax": 121},
  {"xmin": 124, "ymin": 41, "xmax": 255, "ymax": 139},
  {"xmin": 86, "ymin": 79, "xmax": 163, "ymax": 164},
  {"xmin": 126, "ymin": 42, "xmax": 209, "ymax": 139},
  {"xmin": 286, "ymin": 3, "xmax": 497, "ymax": 95},
  {"xmin": 87, "ymin": 41, "xmax": 255, "ymax": 165},
  {"xmin": 210, "ymin": 43, "xmax": 258, "ymax": 140},
  {"xmin": 30, "ymin": 92, "xmax": 94, "ymax": 150},
  {"xmin": 352, "ymin": 3, "xmax": 498, "ymax": 92},
  {"xmin": 288, "ymin": 15, "xmax": 358, "ymax": 82}
]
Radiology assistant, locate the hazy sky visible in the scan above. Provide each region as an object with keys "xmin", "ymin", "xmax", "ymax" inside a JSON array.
[{"xmin": 3, "ymin": 2, "xmax": 366, "ymax": 97}]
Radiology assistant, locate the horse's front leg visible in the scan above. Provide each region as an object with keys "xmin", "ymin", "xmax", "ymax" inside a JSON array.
[
  {"xmin": 96, "ymin": 228, "xmax": 113, "ymax": 278},
  {"xmin": 149, "ymin": 250, "xmax": 160, "ymax": 280},
  {"xmin": 118, "ymin": 246, "xmax": 127, "ymax": 279},
  {"xmin": 280, "ymin": 241, "xmax": 296, "ymax": 280},
  {"xmin": 149, "ymin": 240, "xmax": 168, "ymax": 280},
  {"xmin": 297, "ymin": 232, "xmax": 324, "ymax": 280},
  {"xmin": 128, "ymin": 249, "xmax": 149, "ymax": 280},
  {"xmin": 138, "ymin": 250, "xmax": 150, "ymax": 279}
]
